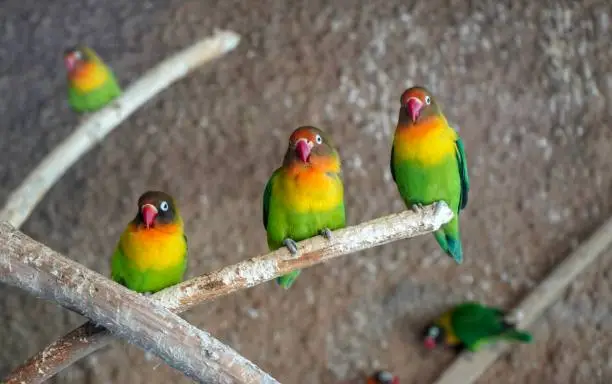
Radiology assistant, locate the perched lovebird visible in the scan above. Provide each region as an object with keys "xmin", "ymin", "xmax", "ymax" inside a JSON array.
[
  {"xmin": 111, "ymin": 191, "xmax": 188, "ymax": 294},
  {"xmin": 423, "ymin": 301, "xmax": 533, "ymax": 352},
  {"xmin": 366, "ymin": 370, "xmax": 399, "ymax": 384},
  {"xmin": 390, "ymin": 86, "xmax": 470, "ymax": 264},
  {"xmin": 262, "ymin": 126, "xmax": 346, "ymax": 289},
  {"xmin": 63, "ymin": 45, "xmax": 122, "ymax": 113}
]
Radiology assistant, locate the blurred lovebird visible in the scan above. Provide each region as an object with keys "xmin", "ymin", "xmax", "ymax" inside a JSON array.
[
  {"xmin": 390, "ymin": 86, "xmax": 470, "ymax": 264},
  {"xmin": 423, "ymin": 301, "xmax": 533, "ymax": 352},
  {"xmin": 110, "ymin": 191, "xmax": 188, "ymax": 294},
  {"xmin": 262, "ymin": 126, "xmax": 346, "ymax": 289},
  {"xmin": 63, "ymin": 45, "xmax": 122, "ymax": 113},
  {"xmin": 366, "ymin": 370, "xmax": 399, "ymax": 384}
]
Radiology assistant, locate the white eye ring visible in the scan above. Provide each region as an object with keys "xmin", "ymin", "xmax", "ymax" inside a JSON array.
[
  {"xmin": 425, "ymin": 96, "xmax": 431, "ymax": 105},
  {"xmin": 429, "ymin": 327, "xmax": 439, "ymax": 337},
  {"xmin": 160, "ymin": 201, "xmax": 169, "ymax": 211},
  {"xmin": 315, "ymin": 134, "xmax": 322, "ymax": 144}
]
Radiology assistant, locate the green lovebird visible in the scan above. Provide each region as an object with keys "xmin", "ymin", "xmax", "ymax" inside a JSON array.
[
  {"xmin": 111, "ymin": 191, "xmax": 188, "ymax": 294},
  {"xmin": 423, "ymin": 301, "xmax": 533, "ymax": 352},
  {"xmin": 262, "ymin": 126, "xmax": 346, "ymax": 289},
  {"xmin": 63, "ymin": 45, "xmax": 122, "ymax": 113},
  {"xmin": 390, "ymin": 86, "xmax": 470, "ymax": 264}
]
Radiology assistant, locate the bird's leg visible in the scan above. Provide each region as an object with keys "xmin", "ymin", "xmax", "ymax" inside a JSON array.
[
  {"xmin": 141, "ymin": 292, "xmax": 153, "ymax": 297},
  {"xmin": 411, "ymin": 203, "xmax": 424, "ymax": 213},
  {"xmin": 283, "ymin": 238, "xmax": 299, "ymax": 256},
  {"xmin": 319, "ymin": 227, "xmax": 333, "ymax": 241}
]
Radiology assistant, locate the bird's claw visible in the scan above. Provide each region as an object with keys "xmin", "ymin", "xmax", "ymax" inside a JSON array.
[
  {"xmin": 411, "ymin": 203, "xmax": 424, "ymax": 214},
  {"xmin": 283, "ymin": 238, "xmax": 299, "ymax": 256},
  {"xmin": 319, "ymin": 228, "xmax": 333, "ymax": 240},
  {"xmin": 141, "ymin": 292, "xmax": 153, "ymax": 297}
]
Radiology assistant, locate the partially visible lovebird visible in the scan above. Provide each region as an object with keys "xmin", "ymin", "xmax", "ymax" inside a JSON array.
[
  {"xmin": 390, "ymin": 86, "xmax": 470, "ymax": 264},
  {"xmin": 63, "ymin": 45, "xmax": 122, "ymax": 113},
  {"xmin": 423, "ymin": 301, "xmax": 533, "ymax": 353},
  {"xmin": 262, "ymin": 126, "xmax": 346, "ymax": 289},
  {"xmin": 366, "ymin": 370, "xmax": 399, "ymax": 384},
  {"xmin": 111, "ymin": 191, "xmax": 188, "ymax": 294}
]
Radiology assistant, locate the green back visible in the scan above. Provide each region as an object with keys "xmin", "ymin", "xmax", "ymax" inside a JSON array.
[
  {"xmin": 110, "ymin": 234, "xmax": 188, "ymax": 294},
  {"xmin": 450, "ymin": 302, "xmax": 508, "ymax": 350}
]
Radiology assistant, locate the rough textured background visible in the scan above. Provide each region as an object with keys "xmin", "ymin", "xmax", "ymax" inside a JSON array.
[{"xmin": 1, "ymin": 0, "xmax": 611, "ymax": 383}]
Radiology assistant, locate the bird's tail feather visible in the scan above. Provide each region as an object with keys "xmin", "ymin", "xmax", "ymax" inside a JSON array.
[
  {"xmin": 276, "ymin": 269, "xmax": 301, "ymax": 289},
  {"xmin": 434, "ymin": 230, "xmax": 463, "ymax": 264},
  {"xmin": 501, "ymin": 328, "xmax": 533, "ymax": 343}
]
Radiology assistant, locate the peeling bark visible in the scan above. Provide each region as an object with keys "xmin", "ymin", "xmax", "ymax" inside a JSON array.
[
  {"xmin": 0, "ymin": 222, "xmax": 279, "ymax": 384},
  {"xmin": 3, "ymin": 203, "xmax": 454, "ymax": 383}
]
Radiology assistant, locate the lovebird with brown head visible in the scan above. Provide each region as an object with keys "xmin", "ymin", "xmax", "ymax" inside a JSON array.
[
  {"xmin": 390, "ymin": 86, "xmax": 470, "ymax": 264},
  {"xmin": 63, "ymin": 45, "xmax": 122, "ymax": 113},
  {"xmin": 262, "ymin": 126, "xmax": 346, "ymax": 289}
]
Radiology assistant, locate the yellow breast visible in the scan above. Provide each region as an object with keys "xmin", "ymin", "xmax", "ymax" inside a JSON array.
[
  {"xmin": 120, "ymin": 223, "xmax": 186, "ymax": 271},
  {"xmin": 70, "ymin": 62, "xmax": 109, "ymax": 92},
  {"xmin": 394, "ymin": 117, "xmax": 457, "ymax": 166},
  {"xmin": 437, "ymin": 311, "xmax": 461, "ymax": 346},
  {"xmin": 276, "ymin": 167, "xmax": 344, "ymax": 213}
]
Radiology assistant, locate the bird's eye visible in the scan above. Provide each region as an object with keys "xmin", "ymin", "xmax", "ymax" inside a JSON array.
[
  {"xmin": 315, "ymin": 134, "xmax": 322, "ymax": 144},
  {"xmin": 425, "ymin": 96, "xmax": 431, "ymax": 105},
  {"xmin": 160, "ymin": 201, "xmax": 169, "ymax": 211},
  {"xmin": 429, "ymin": 327, "xmax": 439, "ymax": 337}
]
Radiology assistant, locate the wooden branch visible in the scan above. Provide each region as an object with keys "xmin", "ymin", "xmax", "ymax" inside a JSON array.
[
  {"xmin": 0, "ymin": 29, "xmax": 241, "ymax": 229},
  {"xmin": 433, "ymin": 216, "xmax": 612, "ymax": 384},
  {"xmin": 0, "ymin": 222, "xmax": 279, "ymax": 384},
  {"xmin": 3, "ymin": 202, "xmax": 454, "ymax": 384}
]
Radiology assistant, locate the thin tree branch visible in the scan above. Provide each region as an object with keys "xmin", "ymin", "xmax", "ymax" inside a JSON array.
[
  {"xmin": 433, "ymin": 216, "xmax": 612, "ymax": 384},
  {"xmin": 0, "ymin": 222, "xmax": 279, "ymax": 384},
  {"xmin": 3, "ymin": 202, "xmax": 454, "ymax": 384},
  {"xmin": 0, "ymin": 29, "xmax": 241, "ymax": 229}
]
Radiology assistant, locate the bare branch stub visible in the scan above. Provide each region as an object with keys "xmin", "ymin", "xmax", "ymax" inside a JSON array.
[
  {"xmin": 0, "ymin": 222, "xmax": 280, "ymax": 384},
  {"xmin": 3, "ymin": 203, "xmax": 454, "ymax": 384}
]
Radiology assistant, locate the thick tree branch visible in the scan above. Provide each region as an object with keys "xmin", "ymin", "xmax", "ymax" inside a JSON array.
[
  {"xmin": 0, "ymin": 29, "xmax": 241, "ymax": 229},
  {"xmin": 3, "ymin": 202, "xmax": 454, "ymax": 384},
  {"xmin": 0, "ymin": 222, "xmax": 279, "ymax": 384},
  {"xmin": 433, "ymin": 216, "xmax": 612, "ymax": 384}
]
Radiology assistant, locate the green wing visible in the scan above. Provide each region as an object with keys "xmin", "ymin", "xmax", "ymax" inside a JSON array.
[
  {"xmin": 389, "ymin": 145, "xmax": 397, "ymax": 183},
  {"xmin": 452, "ymin": 302, "xmax": 505, "ymax": 349},
  {"xmin": 455, "ymin": 137, "xmax": 470, "ymax": 210},
  {"xmin": 262, "ymin": 170, "xmax": 280, "ymax": 230},
  {"xmin": 110, "ymin": 244, "xmax": 127, "ymax": 287}
]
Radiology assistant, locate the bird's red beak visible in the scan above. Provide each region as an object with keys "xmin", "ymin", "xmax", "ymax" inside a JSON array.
[
  {"xmin": 406, "ymin": 97, "xmax": 423, "ymax": 122},
  {"xmin": 64, "ymin": 53, "xmax": 78, "ymax": 72},
  {"xmin": 141, "ymin": 204, "xmax": 158, "ymax": 228},
  {"xmin": 424, "ymin": 336, "xmax": 437, "ymax": 350},
  {"xmin": 295, "ymin": 139, "xmax": 312, "ymax": 163}
]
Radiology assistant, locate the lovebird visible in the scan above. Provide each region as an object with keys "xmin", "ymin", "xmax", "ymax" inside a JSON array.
[
  {"xmin": 390, "ymin": 86, "xmax": 470, "ymax": 264},
  {"xmin": 63, "ymin": 45, "xmax": 122, "ymax": 113},
  {"xmin": 111, "ymin": 191, "xmax": 188, "ymax": 294},
  {"xmin": 262, "ymin": 126, "xmax": 346, "ymax": 289},
  {"xmin": 423, "ymin": 301, "xmax": 533, "ymax": 352},
  {"xmin": 366, "ymin": 370, "xmax": 399, "ymax": 384}
]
